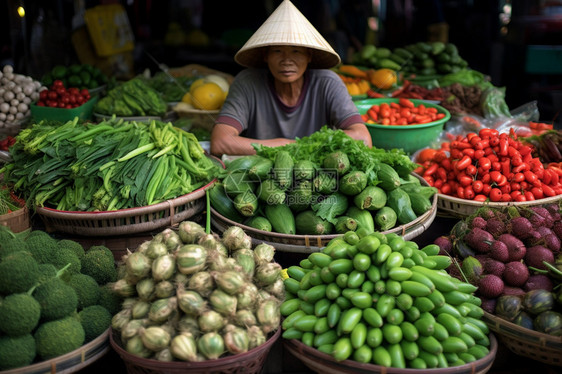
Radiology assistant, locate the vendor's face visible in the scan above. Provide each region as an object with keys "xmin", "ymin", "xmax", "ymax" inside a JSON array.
[{"xmin": 265, "ymin": 46, "xmax": 312, "ymax": 83}]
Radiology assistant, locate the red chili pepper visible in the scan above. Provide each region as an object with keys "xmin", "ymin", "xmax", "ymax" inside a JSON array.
[
  {"xmin": 423, "ymin": 163, "xmax": 439, "ymax": 177},
  {"xmin": 542, "ymin": 184, "xmax": 556, "ymax": 197},
  {"xmin": 456, "ymin": 155, "xmax": 472, "ymax": 171}
]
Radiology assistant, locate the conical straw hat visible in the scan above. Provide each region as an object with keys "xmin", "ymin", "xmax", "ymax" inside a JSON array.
[{"xmin": 234, "ymin": 0, "xmax": 341, "ymax": 69}]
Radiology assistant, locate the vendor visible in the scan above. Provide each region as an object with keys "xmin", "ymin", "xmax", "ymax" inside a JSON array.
[{"xmin": 210, "ymin": 0, "xmax": 372, "ymax": 157}]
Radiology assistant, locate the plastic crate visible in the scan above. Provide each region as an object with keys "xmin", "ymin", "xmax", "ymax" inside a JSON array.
[{"xmin": 30, "ymin": 96, "xmax": 98, "ymax": 122}]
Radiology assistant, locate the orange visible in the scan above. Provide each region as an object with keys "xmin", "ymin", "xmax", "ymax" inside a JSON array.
[
  {"xmin": 370, "ymin": 68, "xmax": 397, "ymax": 90},
  {"xmin": 191, "ymin": 82, "xmax": 225, "ymax": 110}
]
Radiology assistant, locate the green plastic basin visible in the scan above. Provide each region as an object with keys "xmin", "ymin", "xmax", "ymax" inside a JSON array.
[
  {"xmin": 30, "ymin": 96, "xmax": 99, "ymax": 122},
  {"xmin": 355, "ymin": 98, "xmax": 451, "ymax": 154}
]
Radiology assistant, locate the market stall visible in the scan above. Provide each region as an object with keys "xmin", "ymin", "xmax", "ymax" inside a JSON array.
[{"xmin": 1, "ymin": 2, "xmax": 562, "ymax": 373}]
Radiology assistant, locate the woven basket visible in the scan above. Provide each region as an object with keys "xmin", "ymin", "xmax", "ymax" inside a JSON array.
[
  {"xmin": 35, "ymin": 180, "xmax": 215, "ymax": 237},
  {"xmin": 109, "ymin": 328, "xmax": 280, "ymax": 374},
  {"xmin": 437, "ymin": 193, "xmax": 562, "ymax": 219},
  {"xmin": 168, "ymin": 64, "xmax": 235, "ymax": 84},
  {"xmin": 1, "ymin": 329, "xmax": 110, "ymax": 374},
  {"xmin": 0, "ymin": 206, "xmax": 30, "ymax": 233},
  {"xmin": 482, "ymin": 311, "xmax": 562, "ymax": 367},
  {"xmin": 211, "ymin": 174, "xmax": 438, "ymax": 253},
  {"xmin": 284, "ymin": 333, "xmax": 497, "ymax": 374}
]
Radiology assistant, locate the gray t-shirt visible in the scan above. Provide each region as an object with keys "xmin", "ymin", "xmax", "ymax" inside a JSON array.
[{"xmin": 214, "ymin": 68, "xmax": 363, "ymax": 139}]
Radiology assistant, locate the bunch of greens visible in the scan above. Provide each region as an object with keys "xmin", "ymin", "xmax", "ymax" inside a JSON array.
[
  {"xmin": 141, "ymin": 72, "xmax": 196, "ymax": 102},
  {"xmin": 0, "ymin": 187, "xmax": 22, "ymax": 215},
  {"xmin": 253, "ymin": 126, "xmax": 417, "ymax": 184},
  {"xmin": 0, "ymin": 117, "xmax": 220, "ymax": 211},
  {"xmin": 94, "ymin": 77, "xmax": 168, "ymax": 117}
]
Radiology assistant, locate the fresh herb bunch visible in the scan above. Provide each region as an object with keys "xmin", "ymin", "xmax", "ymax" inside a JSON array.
[
  {"xmin": 0, "ymin": 117, "xmax": 220, "ymax": 211},
  {"xmin": 254, "ymin": 126, "xmax": 417, "ymax": 185}
]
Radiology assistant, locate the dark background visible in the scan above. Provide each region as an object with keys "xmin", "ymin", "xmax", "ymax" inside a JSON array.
[{"xmin": 2, "ymin": 0, "xmax": 561, "ymax": 125}]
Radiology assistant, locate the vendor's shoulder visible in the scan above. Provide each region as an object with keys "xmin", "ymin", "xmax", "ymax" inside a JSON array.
[{"xmin": 309, "ymin": 68, "xmax": 340, "ymax": 82}]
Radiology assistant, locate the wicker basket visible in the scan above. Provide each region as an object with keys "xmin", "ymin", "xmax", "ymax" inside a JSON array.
[
  {"xmin": 211, "ymin": 174, "xmax": 438, "ymax": 253},
  {"xmin": 284, "ymin": 333, "xmax": 497, "ymax": 374},
  {"xmin": 109, "ymin": 328, "xmax": 281, "ymax": 374},
  {"xmin": 482, "ymin": 311, "xmax": 562, "ymax": 367},
  {"xmin": 437, "ymin": 193, "xmax": 562, "ymax": 219},
  {"xmin": 0, "ymin": 206, "xmax": 30, "ymax": 233},
  {"xmin": 35, "ymin": 180, "xmax": 215, "ymax": 237},
  {"xmin": 1, "ymin": 328, "xmax": 110, "ymax": 374},
  {"xmin": 168, "ymin": 63, "xmax": 234, "ymax": 84}
]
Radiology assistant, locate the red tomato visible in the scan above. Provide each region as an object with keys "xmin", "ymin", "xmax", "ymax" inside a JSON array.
[{"xmin": 489, "ymin": 188, "xmax": 502, "ymax": 202}]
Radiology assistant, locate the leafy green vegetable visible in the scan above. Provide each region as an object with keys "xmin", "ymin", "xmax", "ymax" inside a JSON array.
[
  {"xmin": 0, "ymin": 117, "xmax": 221, "ymax": 211},
  {"xmin": 253, "ymin": 126, "xmax": 417, "ymax": 185}
]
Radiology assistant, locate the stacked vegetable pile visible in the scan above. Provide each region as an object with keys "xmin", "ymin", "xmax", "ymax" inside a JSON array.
[
  {"xmin": 281, "ymin": 230, "xmax": 491, "ymax": 368},
  {"xmin": 41, "ymin": 63, "xmax": 109, "ymax": 91},
  {"xmin": 522, "ymin": 129, "xmax": 562, "ymax": 164},
  {"xmin": 210, "ymin": 127, "xmax": 436, "ymax": 235},
  {"xmin": 436, "ymin": 204, "xmax": 562, "ymax": 336},
  {"xmin": 355, "ymin": 42, "xmax": 469, "ymax": 77},
  {"xmin": 415, "ymin": 127, "xmax": 562, "ymax": 202},
  {"xmin": 35, "ymin": 79, "xmax": 92, "ymax": 109},
  {"xmin": 141, "ymin": 72, "xmax": 197, "ymax": 103},
  {"xmin": 0, "ymin": 117, "xmax": 220, "ymax": 211},
  {"xmin": 0, "ymin": 226, "xmax": 120, "ymax": 370},
  {"xmin": 0, "ymin": 65, "xmax": 43, "ymax": 129},
  {"xmin": 110, "ymin": 221, "xmax": 282, "ymax": 361},
  {"xmin": 94, "ymin": 77, "xmax": 168, "ymax": 118}
]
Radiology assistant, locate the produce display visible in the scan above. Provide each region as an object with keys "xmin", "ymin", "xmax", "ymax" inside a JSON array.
[
  {"xmin": 210, "ymin": 127, "xmax": 436, "ymax": 235},
  {"xmin": 0, "ymin": 226, "xmax": 118, "ymax": 370},
  {"xmin": 414, "ymin": 128, "xmax": 562, "ymax": 202},
  {"xmin": 281, "ymin": 230, "xmax": 491, "ymax": 368},
  {"xmin": 361, "ymin": 98, "xmax": 447, "ymax": 126},
  {"xmin": 0, "ymin": 65, "xmax": 43, "ymax": 128},
  {"xmin": 173, "ymin": 73, "xmax": 231, "ymax": 112},
  {"xmin": 522, "ymin": 129, "xmax": 562, "ymax": 164},
  {"xmin": 41, "ymin": 63, "xmax": 109, "ymax": 91},
  {"xmin": 0, "ymin": 135, "xmax": 16, "ymax": 151},
  {"xmin": 0, "ymin": 118, "xmax": 220, "ymax": 211},
  {"xmin": 35, "ymin": 79, "xmax": 92, "ymax": 109},
  {"xmin": 141, "ymin": 71, "xmax": 197, "ymax": 103},
  {"xmin": 109, "ymin": 221, "xmax": 282, "ymax": 361},
  {"xmin": 355, "ymin": 42, "xmax": 469, "ymax": 77},
  {"xmin": 435, "ymin": 204, "xmax": 562, "ymax": 336},
  {"xmin": 1, "ymin": 39, "xmax": 559, "ymax": 372},
  {"xmin": 94, "ymin": 77, "xmax": 168, "ymax": 117},
  {"xmin": 0, "ymin": 186, "xmax": 25, "ymax": 215}
]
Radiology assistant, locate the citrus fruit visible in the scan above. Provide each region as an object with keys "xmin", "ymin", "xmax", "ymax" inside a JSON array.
[
  {"xmin": 370, "ymin": 68, "xmax": 397, "ymax": 90},
  {"xmin": 189, "ymin": 78, "xmax": 206, "ymax": 95},
  {"xmin": 181, "ymin": 92, "xmax": 193, "ymax": 105},
  {"xmin": 205, "ymin": 74, "xmax": 230, "ymax": 95},
  {"xmin": 191, "ymin": 82, "xmax": 225, "ymax": 110}
]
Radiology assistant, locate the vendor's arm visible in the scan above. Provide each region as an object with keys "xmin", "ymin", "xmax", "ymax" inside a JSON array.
[
  {"xmin": 210, "ymin": 123, "xmax": 295, "ymax": 156},
  {"xmin": 343, "ymin": 123, "xmax": 372, "ymax": 147}
]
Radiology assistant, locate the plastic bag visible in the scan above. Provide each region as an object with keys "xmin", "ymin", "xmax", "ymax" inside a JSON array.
[{"xmin": 481, "ymin": 86, "xmax": 511, "ymax": 119}]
